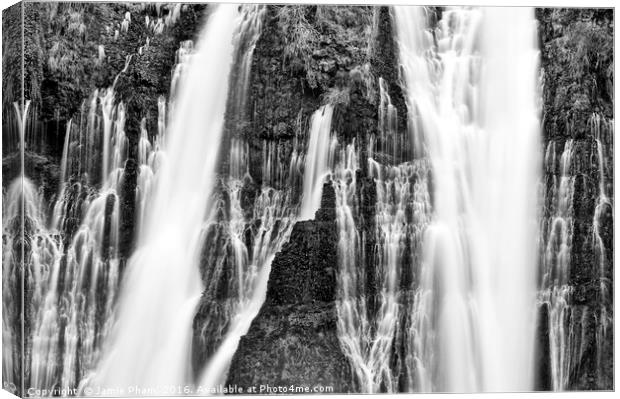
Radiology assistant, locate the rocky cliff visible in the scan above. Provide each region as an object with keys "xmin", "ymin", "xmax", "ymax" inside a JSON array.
[
  {"xmin": 536, "ymin": 8, "xmax": 613, "ymax": 390},
  {"xmin": 2, "ymin": 3, "xmax": 206, "ymax": 394},
  {"xmin": 228, "ymin": 6, "xmax": 614, "ymax": 392},
  {"xmin": 225, "ymin": 184, "xmax": 354, "ymax": 392},
  {"xmin": 1, "ymin": 2, "xmax": 614, "ymax": 394},
  {"xmin": 222, "ymin": 5, "xmax": 400, "ymax": 391},
  {"xmin": 3, "ymin": 2, "xmax": 206, "ymax": 257}
]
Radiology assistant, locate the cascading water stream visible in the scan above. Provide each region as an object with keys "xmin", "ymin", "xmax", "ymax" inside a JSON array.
[
  {"xmin": 3, "ymin": 178, "xmax": 61, "ymax": 393},
  {"xmin": 135, "ymin": 108, "xmax": 166, "ymax": 237},
  {"xmin": 195, "ymin": 6, "xmax": 322, "ymax": 387},
  {"xmin": 6, "ymin": 3, "xmax": 609, "ymax": 396},
  {"xmin": 2, "ymin": 73, "xmax": 133, "ymax": 393},
  {"xmin": 27, "ymin": 88, "xmax": 129, "ymax": 391},
  {"xmin": 540, "ymin": 139, "xmax": 577, "ymax": 391},
  {"xmin": 2, "ymin": 101, "xmax": 31, "ymax": 393},
  {"xmin": 87, "ymin": 4, "xmax": 238, "ymax": 390},
  {"xmin": 588, "ymin": 112, "xmax": 613, "ymax": 387},
  {"xmin": 299, "ymin": 105, "xmax": 336, "ymax": 220},
  {"xmin": 537, "ymin": 114, "xmax": 614, "ymax": 392},
  {"xmin": 334, "ymin": 79, "xmax": 432, "ymax": 393},
  {"xmin": 4, "ymin": 4, "xmax": 285, "ymax": 394},
  {"xmin": 198, "ymin": 137, "xmax": 298, "ymax": 388},
  {"xmin": 370, "ymin": 6, "xmax": 540, "ymax": 392},
  {"xmin": 332, "ymin": 143, "xmax": 371, "ymax": 388},
  {"xmin": 589, "ymin": 113, "xmax": 614, "ymax": 303}
]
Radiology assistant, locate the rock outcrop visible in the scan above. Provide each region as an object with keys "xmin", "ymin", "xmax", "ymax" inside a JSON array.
[
  {"xmin": 225, "ymin": 184, "xmax": 354, "ymax": 392},
  {"xmin": 1, "ymin": 3, "xmax": 613, "ymax": 394},
  {"xmin": 536, "ymin": 8, "xmax": 613, "ymax": 390}
]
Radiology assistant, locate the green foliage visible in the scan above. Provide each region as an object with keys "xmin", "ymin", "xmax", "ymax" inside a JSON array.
[
  {"xmin": 23, "ymin": 2, "xmax": 45, "ymax": 107},
  {"xmin": 66, "ymin": 10, "xmax": 87, "ymax": 39},
  {"xmin": 563, "ymin": 21, "xmax": 613, "ymax": 79},
  {"xmin": 2, "ymin": 4, "xmax": 22, "ymax": 117},
  {"xmin": 322, "ymin": 86, "xmax": 350, "ymax": 106},
  {"xmin": 275, "ymin": 5, "xmax": 373, "ymax": 91},
  {"xmin": 348, "ymin": 64, "xmax": 376, "ymax": 102},
  {"xmin": 47, "ymin": 40, "xmax": 82, "ymax": 78},
  {"xmin": 277, "ymin": 6, "xmax": 319, "ymax": 67},
  {"xmin": 539, "ymin": 8, "xmax": 613, "ymax": 142}
]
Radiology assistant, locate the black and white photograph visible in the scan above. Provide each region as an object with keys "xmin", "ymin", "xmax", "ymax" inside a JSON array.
[{"xmin": 0, "ymin": 0, "xmax": 615, "ymax": 396}]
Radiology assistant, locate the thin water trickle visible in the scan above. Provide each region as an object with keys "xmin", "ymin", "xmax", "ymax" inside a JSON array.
[
  {"xmin": 3, "ymin": 83, "xmax": 131, "ymax": 392},
  {"xmin": 199, "ymin": 138, "xmax": 298, "ymax": 389},
  {"xmin": 540, "ymin": 138, "xmax": 576, "ymax": 391},
  {"xmin": 196, "ymin": 5, "xmax": 301, "ymax": 388},
  {"xmin": 589, "ymin": 113, "xmax": 613, "ymax": 387},
  {"xmin": 334, "ymin": 76, "xmax": 433, "ymax": 393}
]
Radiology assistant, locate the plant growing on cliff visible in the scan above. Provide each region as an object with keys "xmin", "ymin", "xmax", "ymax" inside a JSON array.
[
  {"xmin": 67, "ymin": 10, "xmax": 87, "ymax": 40},
  {"xmin": 277, "ymin": 6, "xmax": 320, "ymax": 87},
  {"xmin": 562, "ymin": 19, "xmax": 613, "ymax": 102},
  {"xmin": 322, "ymin": 86, "xmax": 350, "ymax": 106},
  {"xmin": 277, "ymin": 6, "xmax": 319, "ymax": 64}
]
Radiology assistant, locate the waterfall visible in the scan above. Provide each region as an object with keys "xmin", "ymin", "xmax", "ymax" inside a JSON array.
[
  {"xmin": 334, "ymin": 79, "xmax": 432, "ymax": 393},
  {"xmin": 135, "ymin": 108, "xmax": 166, "ymax": 237},
  {"xmin": 87, "ymin": 4, "xmax": 238, "ymax": 390},
  {"xmin": 228, "ymin": 5, "xmax": 266, "ymax": 121},
  {"xmin": 26, "ymin": 89, "xmax": 128, "ymax": 391},
  {"xmin": 194, "ymin": 5, "xmax": 300, "ymax": 387},
  {"xmin": 589, "ymin": 113, "xmax": 613, "ymax": 387},
  {"xmin": 7, "ymin": 4, "xmax": 273, "ymax": 394},
  {"xmin": 540, "ymin": 139, "xmax": 576, "ymax": 390},
  {"xmin": 538, "ymin": 115, "xmax": 614, "ymax": 392},
  {"xmin": 590, "ymin": 113, "xmax": 613, "ymax": 305},
  {"xmin": 198, "ymin": 138, "xmax": 298, "ymax": 388},
  {"xmin": 332, "ymin": 142, "xmax": 365, "ymax": 388},
  {"xmin": 299, "ymin": 105, "xmax": 336, "ymax": 220},
  {"xmin": 2, "ymin": 84, "xmax": 129, "ymax": 392},
  {"xmin": 5, "ymin": 3, "xmax": 610, "ymax": 395},
  {"xmin": 386, "ymin": 6, "xmax": 539, "ymax": 391},
  {"xmin": 59, "ymin": 120, "xmax": 73, "ymax": 186},
  {"xmin": 2, "ymin": 101, "xmax": 31, "ymax": 393},
  {"xmin": 3, "ymin": 178, "xmax": 57, "ymax": 393}
]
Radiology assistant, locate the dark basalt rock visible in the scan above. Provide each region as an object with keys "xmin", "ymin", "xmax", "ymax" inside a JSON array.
[
  {"xmin": 2, "ymin": 2, "xmax": 614, "ymax": 394},
  {"xmin": 230, "ymin": 5, "xmax": 374, "ymax": 187},
  {"xmin": 266, "ymin": 184, "xmax": 338, "ymax": 306},
  {"xmin": 6, "ymin": 2, "xmax": 206, "ymax": 259},
  {"xmin": 119, "ymin": 157, "xmax": 138, "ymax": 261},
  {"xmin": 535, "ymin": 303, "xmax": 552, "ymax": 390},
  {"xmin": 2, "ymin": 4, "xmax": 206, "ymax": 393},
  {"xmin": 2, "ymin": 151, "xmax": 60, "ymax": 203},
  {"xmin": 225, "ymin": 183, "xmax": 354, "ymax": 392},
  {"xmin": 225, "ymin": 302, "xmax": 350, "ymax": 393},
  {"xmin": 224, "ymin": 5, "xmax": 405, "ymax": 392},
  {"xmin": 536, "ymin": 7, "xmax": 613, "ymax": 390}
]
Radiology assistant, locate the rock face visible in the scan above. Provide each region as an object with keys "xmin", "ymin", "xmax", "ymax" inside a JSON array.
[
  {"xmin": 1, "ymin": 2, "xmax": 614, "ymax": 395},
  {"xmin": 229, "ymin": 6, "xmax": 614, "ymax": 393},
  {"xmin": 225, "ymin": 184, "xmax": 354, "ymax": 392},
  {"xmin": 536, "ymin": 8, "xmax": 613, "ymax": 391},
  {"xmin": 221, "ymin": 5, "xmax": 397, "ymax": 392},
  {"xmin": 2, "ymin": 2, "xmax": 206, "ymax": 254},
  {"xmin": 2, "ymin": 3, "xmax": 206, "ymax": 395},
  {"xmin": 226, "ymin": 5, "xmax": 374, "ymax": 186}
]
